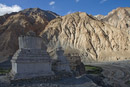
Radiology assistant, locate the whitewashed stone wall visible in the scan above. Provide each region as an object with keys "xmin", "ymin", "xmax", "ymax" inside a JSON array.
[{"xmin": 19, "ymin": 36, "xmax": 42, "ymax": 49}]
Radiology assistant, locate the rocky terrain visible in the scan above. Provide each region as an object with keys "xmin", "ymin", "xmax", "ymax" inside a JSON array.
[
  {"xmin": 0, "ymin": 7, "xmax": 130, "ymax": 62},
  {"xmin": 95, "ymin": 7, "xmax": 130, "ymax": 43},
  {"xmin": 40, "ymin": 9, "xmax": 130, "ymax": 62},
  {"xmin": 88, "ymin": 60, "xmax": 130, "ymax": 87},
  {"xmin": 0, "ymin": 8, "xmax": 58, "ymax": 62},
  {"xmin": 97, "ymin": 7, "xmax": 130, "ymax": 30}
]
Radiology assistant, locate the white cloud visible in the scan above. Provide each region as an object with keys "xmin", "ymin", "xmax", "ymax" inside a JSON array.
[
  {"xmin": 67, "ymin": 11, "xmax": 72, "ymax": 14},
  {"xmin": 0, "ymin": 3, "xmax": 22, "ymax": 16},
  {"xmin": 49, "ymin": 1, "xmax": 55, "ymax": 6},
  {"xmin": 75, "ymin": 0, "xmax": 80, "ymax": 3},
  {"xmin": 67, "ymin": 10, "xmax": 75, "ymax": 15},
  {"xmin": 100, "ymin": 0, "xmax": 107, "ymax": 3}
]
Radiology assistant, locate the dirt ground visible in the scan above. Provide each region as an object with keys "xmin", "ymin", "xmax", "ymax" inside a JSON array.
[{"xmin": 88, "ymin": 60, "xmax": 130, "ymax": 87}]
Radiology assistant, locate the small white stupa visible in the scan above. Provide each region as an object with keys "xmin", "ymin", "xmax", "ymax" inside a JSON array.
[
  {"xmin": 55, "ymin": 42, "xmax": 71, "ymax": 72},
  {"xmin": 9, "ymin": 31, "xmax": 54, "ymax": 80}
]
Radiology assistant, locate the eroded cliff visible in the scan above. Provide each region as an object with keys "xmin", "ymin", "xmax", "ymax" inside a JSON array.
[{"xmin": 40, "ymin": 12, "xmax": 130, "ymax": 62}]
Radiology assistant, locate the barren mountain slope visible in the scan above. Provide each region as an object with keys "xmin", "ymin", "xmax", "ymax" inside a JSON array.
[
  {"xmin": 102, "ymin": 7, "xmax": 130, "ymax": 30},
  {"xmin": 95, "ymin": 7, "xmax": 130, "ymax": 57},
  {"xmin": 0, "ymin": 8, "xmax": 58, "ymax": 61},
  {"xmin": 40, "ymin": 12, "xmax": 130, "ymax": 62},
  {"xmin": 95, "ymin": 7, "xmax": 130, "ymax": 35}
]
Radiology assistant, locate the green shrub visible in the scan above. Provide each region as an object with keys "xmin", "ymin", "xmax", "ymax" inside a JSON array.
[
  {"xmin": 0, "ymin": 67, "xmax": 11, "ymax": 74},
  {"xmin": 85, "ymin": 65, "xmax": 103, "ymax": 74}
]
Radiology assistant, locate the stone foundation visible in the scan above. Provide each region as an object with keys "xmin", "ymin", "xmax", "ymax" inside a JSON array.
[{"xmin": 9, "ymin": 72, "xmax": 73, "ymax": 86}]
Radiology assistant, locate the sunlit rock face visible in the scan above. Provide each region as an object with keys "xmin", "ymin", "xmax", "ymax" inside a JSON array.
[
  {"xmin": 40, "ymin": 12, "xmax": 130, "ymax": 62},
  {"xmin": 101, "ymin": 7, "xmax": 130, "ymax": 30},
  {"xmin": 95, "ymin": 7, "xmax": 130, "ymax": 36},
  {"xmin": 9, "ymin": 32, "xmax": 54, "ymax": 80}
]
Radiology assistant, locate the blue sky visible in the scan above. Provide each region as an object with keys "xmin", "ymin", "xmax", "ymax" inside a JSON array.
[{"xmin": 0, "ymin": 0, "xmax": 130, "ymax": 16}]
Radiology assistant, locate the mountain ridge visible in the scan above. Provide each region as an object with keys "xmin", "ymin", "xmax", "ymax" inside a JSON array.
[
  {"xmin": 0, "ymin": 8, "xmax": 58, "ymax": 61},
  {"xmin": 0, "ymin": 7, "xmax": 130, "ymax": 62},
  {"xmin": 40, "ymin": 11, "xmax": 129, "ymax": 62}
]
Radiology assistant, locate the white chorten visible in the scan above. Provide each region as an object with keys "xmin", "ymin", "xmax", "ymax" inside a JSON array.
[
  {"xmin": 9, "ymin": 31, "xmax": 54, "ymax": 80},
  {"xmin": 56, "ymin": 45, "xmax": 71, "ymax": 72}
]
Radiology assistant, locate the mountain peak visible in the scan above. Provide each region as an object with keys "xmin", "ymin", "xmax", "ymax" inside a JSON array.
[
  {"xmin": 18, "ymin": 8, "xmax": 59, "ymax": 21},
  {"xmin": 0, "ymin": 8, "xmax": 59, "ymax": 61},
  {"xmin": 21, "ymin": 8, "xmax": 45, "ymax": 13},
  {"xmin": 108, "ymin": 7, "xmax": 130, "ymax": 15},
  {"xmin": 100, "ymin": 7, "xmax": 130, "ymax": 30},
  {"xmin": 64, "ymin": 12, "xmax": 97, "ymax": 21}
]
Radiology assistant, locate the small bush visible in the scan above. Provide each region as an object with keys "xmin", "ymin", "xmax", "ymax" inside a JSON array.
[
  {"xmin": 85, "ymin": 65, "xmax": 103, "ymax": 74},
  {"xmin": 0, "ymin": 67, "xmax": 11, "ymax": 74}
]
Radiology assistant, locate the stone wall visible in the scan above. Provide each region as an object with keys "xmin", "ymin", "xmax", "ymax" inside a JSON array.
[
  {"xmin": 19, "ymin": 36, "xmax": 43, "ymax": 49},
  {"xmin": 66, "ymin": 53, "xmax": 81, "ymax": 71}
]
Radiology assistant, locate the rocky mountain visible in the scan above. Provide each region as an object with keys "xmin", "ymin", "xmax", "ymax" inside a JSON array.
[
  {"xmin": 95, "ymin": 7, "xmax": 130, "ymax": 61},
  {"xmin": 0, "ymin": 7, "xmax": 130, "ymax": 62},
  {"xmin": 94, "ymin": 15, "xmax": 105, "ymax": 20},
  {"xmin": 40, "ymin": 11, "xmax": 130, "ymax": 62},
  {"xmin": 96, "ymin": 7, "xmax": 130, "ymax": 33},
  {"xmin": 0, "ymin": 8, "xmax": 58, "ymax": 61}
]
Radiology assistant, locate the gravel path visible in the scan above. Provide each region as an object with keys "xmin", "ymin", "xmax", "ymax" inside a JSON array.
[{"xmin": 88, "ymin": 60, "xmax": 130, "ymax": 87}]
